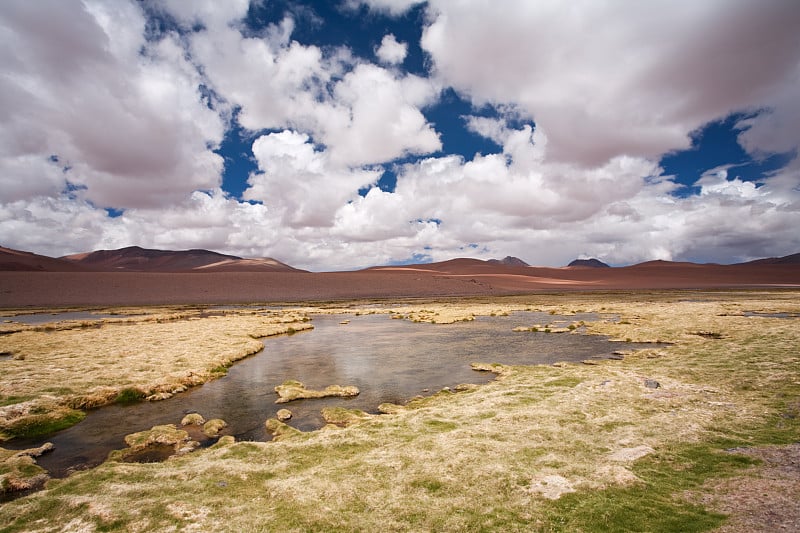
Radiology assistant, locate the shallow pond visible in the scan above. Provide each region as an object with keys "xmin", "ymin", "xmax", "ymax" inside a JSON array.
[{"xmin": 10, "ymin": 311, "xmax": 658, "ymax": 478}]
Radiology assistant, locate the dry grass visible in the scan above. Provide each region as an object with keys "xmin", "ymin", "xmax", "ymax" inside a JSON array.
[
  {"xmin": 0, "ymin": 308, "xmax": 312, "ymax": 440},
  {"xmin": 0, "ymin": 291, "xmax": 798, "ymax": 531}
]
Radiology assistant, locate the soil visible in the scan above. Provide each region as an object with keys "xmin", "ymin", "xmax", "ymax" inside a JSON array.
[
  {"xmin": 1, "ymin": 261, "xmax": 799, "ymax": 308},
  {"xmin": 699, "ymin": 443, "xmax": 800, "ymax": 532}
]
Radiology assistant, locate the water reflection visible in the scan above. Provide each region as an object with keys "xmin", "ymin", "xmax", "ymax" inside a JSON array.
[{"xmin": 12, "ymin": 311, "xmax": 658, "ymax": 478}]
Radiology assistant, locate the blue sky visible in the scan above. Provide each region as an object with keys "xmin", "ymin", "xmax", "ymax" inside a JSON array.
[{"xmin": 1, "ymin": 0, "xmax": 799, "ymax": 270}]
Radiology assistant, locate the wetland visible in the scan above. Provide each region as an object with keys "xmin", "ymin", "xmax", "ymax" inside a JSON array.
[{"xmin": 0, "ymin": 291, "xmax": 798, "ymax": 532}]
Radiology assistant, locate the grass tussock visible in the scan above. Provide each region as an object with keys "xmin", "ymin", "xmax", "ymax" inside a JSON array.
[{"xmin": 0, "ymin": 291, "xmax": 798, "ymax": 531}]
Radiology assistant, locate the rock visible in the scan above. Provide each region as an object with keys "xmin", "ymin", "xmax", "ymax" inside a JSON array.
[
  {"xmin": 609, "ymin": 445, "xmax": 655, "ymax": 462},
  {"xmin": 276, "ymin": 409, "xmax": 292, "ymax": 421},
  {"xmin": 180, "ymin": 412, "xmax": 205, "ymax": 426},
  {"xmin": 528, "ymin": 474, "xmax": 576, "ymax": 500},
  {"xmin": 644, "ymin": 379, "xmax": 661, "ymax": 389},
  {"xmin": 202, "ymin": 419, "xmax": 228, "ymax": 438},
  {"xmin": 146, "ymin": 392, "xmax": 173, "ymax": 401}
]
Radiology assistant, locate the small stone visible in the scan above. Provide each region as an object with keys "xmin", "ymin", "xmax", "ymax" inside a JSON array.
[
  {"xmin": 276, "ymin": 409, "xmax": 292, "ymax": 421},
  {"xmin": 644, "ymin": 379, "xmax": 661, "ymax": 389}
]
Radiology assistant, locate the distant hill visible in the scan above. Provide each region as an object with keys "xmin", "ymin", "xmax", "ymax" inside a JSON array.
[
  {"xmin": 742, "ymin": 252, "xmax": 800, "ymax": 265},
  {"xmin": 0, "ymin": 246, "xmax": 88, "ymax": 272},
  {"xmin": 487, "ymin": 256, "xmax": 530, "ymax": 267},
  {"xmin": 568, "ymin": 258, "xmax": 609, "ymax": 268},
  {"xmin": 61, "ymin": 246, "xmax": 305, "ymax": 272}
]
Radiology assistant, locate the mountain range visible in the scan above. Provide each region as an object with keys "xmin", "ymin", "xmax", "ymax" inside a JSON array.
[
  {"xmin": 2, "ymin": 245, "xmax": 799, "ymax": 273},
  {"xmin": 0, "ymin": 246, "xmax": 304, "ymax": 272}
]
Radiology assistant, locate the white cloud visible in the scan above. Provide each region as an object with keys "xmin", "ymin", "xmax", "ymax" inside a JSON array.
[
  {"xmin": 192, "ymin": 19, "xmax": 440, "ymax": 167},
  {"xmin": 422, "ymin": 0, "xmax": 800, "ymax": 166},
  {"xmin": 244, "ymin": 130, "xmax": 379, "ymax": 228},
  {"xmin": 1, "ymin": 1, "xmax": 798, "ymax": 271},
  {"xmin": 0, "ymin": 0, "xmax": 226, "ymax": 209},
  {"xmin": 375, "ymin": 34, "xmax": 407, "ymax": 65}
]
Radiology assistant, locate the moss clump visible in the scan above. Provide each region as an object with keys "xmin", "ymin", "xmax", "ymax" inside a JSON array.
[{"xmin": 180, "ymin": 413, "xmax": 206, "ymax": 426}]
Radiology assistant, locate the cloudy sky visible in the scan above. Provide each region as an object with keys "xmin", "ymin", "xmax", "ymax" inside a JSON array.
[{"xmin": 1, "ymin": 0, "xmax": 799, "ymax": 270}]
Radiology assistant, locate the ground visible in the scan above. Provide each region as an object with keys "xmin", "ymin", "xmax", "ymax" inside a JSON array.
[{"xmin": 0, "ymin": 291, "xmax": 797, "ymax": 531}]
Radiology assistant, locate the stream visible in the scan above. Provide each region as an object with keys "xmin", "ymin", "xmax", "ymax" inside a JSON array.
[{"xmin": 7, "ymin": 311, "xmax": 658, "ymax": 479}]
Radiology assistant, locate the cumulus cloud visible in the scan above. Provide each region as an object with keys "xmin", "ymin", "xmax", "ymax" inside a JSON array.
[
  {"xmin": 422, "ymin": 0, "xmax": 800, "ymax": 166},
  {"xmin": 192, "ymin": 19, "xmax": 439, "ymax": 167},
  {"xmin": 375, "ymin": 34, "xmax": 407, "ymax": 65},
  {"xmin": 0, "ymin": 0, "xmax": 225, "ymax": 209},
  {"xmin": 245, "ymin": 130, "xmax": 379, "ymax": 227}
]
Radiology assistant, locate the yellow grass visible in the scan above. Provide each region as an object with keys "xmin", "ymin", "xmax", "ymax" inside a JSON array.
[{"xmin": 0, "ymin": 291, "xmax": 798, "ymax": 531}]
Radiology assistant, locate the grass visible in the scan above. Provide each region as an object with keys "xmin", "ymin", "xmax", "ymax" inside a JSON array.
[
  {"xmin": 0, "ymin": 291, "xmax": 798, "ymax": 531},
  {"xmin": 0, "ymin": 308, "xmax": 313, "ymax": 439}
]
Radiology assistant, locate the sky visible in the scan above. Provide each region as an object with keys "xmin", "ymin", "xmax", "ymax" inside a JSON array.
[{"xmin": 1, "ymin": 0, "xmax": 799, "ymax": 271}]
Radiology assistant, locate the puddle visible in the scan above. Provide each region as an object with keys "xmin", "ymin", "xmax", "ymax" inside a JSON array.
[
  {"xmin": 6, "ymin": 311, "xmax": 661, "ymax": 479},
  {"xmin": 743, "ymin": 311, "xmax": 798, "ymax": 319}
]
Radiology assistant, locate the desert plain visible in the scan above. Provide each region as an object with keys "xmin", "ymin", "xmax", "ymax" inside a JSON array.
[{"xmin": 0, "ymin": 262, "xmax": 799, "ymax": 531}]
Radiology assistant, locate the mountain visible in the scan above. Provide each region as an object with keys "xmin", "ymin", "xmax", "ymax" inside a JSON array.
[
  {"xmin": 487, "ymin": 256, "xmax": 530, "ymax": 267},
  {"xmin": 61, "ymin": 246, "xmax": 305, "ymax": 272},
  {"xmin": 567, "ymin": 258, "xmax": 610, "ymax": 268},
  {"xmin": 0, "ymin": 246, "xmax": 89, "ymax": 272},
  {"xmin": 741, "ymin": 252, "xmax": 800, "ymax": 265}
]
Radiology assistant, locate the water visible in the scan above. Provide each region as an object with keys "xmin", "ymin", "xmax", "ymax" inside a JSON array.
[{"xmin": 8, "ymin": 312, "xmax": 659, "ymax": 478}]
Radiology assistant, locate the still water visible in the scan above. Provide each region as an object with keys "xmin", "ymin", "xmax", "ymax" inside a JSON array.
[{"xmin": 14, "ymin": 312, "xmax": 654, "ymax": 478}]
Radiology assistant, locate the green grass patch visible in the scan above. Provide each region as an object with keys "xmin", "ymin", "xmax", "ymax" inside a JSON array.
[
  {"xmin": 544, "ymin": 377, "xmax": 583, "ymax": 388},
  {"xmin": 114, "ymin": 387, "xmax": 145, "ymax": 405},
  {"xmin": 423, "ymin": 419, "xmax": 458, "ymax": 432},
  {"xmin": 0, "ymin": 395, "xmax": 33, "ymax": 407},
  {"xmin": 539, "ymin": 442, "xmax": 760, "ymax": 532},
  {"xmin": 3, "ymin": 409, "xmax": 86, "ymax": 440},
  {"xmin": 410, "ymin": 477, "xmax": 445, "ymax": 494}
]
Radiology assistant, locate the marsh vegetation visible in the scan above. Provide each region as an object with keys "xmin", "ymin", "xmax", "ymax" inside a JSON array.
[{"xmin": 0, "ymin": 291, "xmax": 798, "ymax": 531}]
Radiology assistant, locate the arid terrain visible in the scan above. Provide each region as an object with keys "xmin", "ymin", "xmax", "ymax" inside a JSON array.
[{"xmin": 1, "ymin": 246, "xmax": 799, "ymax": 307}]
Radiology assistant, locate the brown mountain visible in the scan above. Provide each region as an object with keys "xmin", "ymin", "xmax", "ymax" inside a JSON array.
[
  {"xmin": 487, "ymin": 256, "xmax": 530, "ymax": 267},
  {"xmin": 61, "ymin": 246, "xmax": 305, "ymax": 272},
  {"xmin": 742, "ymin": 252, "xmax": 800, "ymax": 265},
  {"xmin": 0, "ymin": 246, "xmax": 89, "ymax": 272}
]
